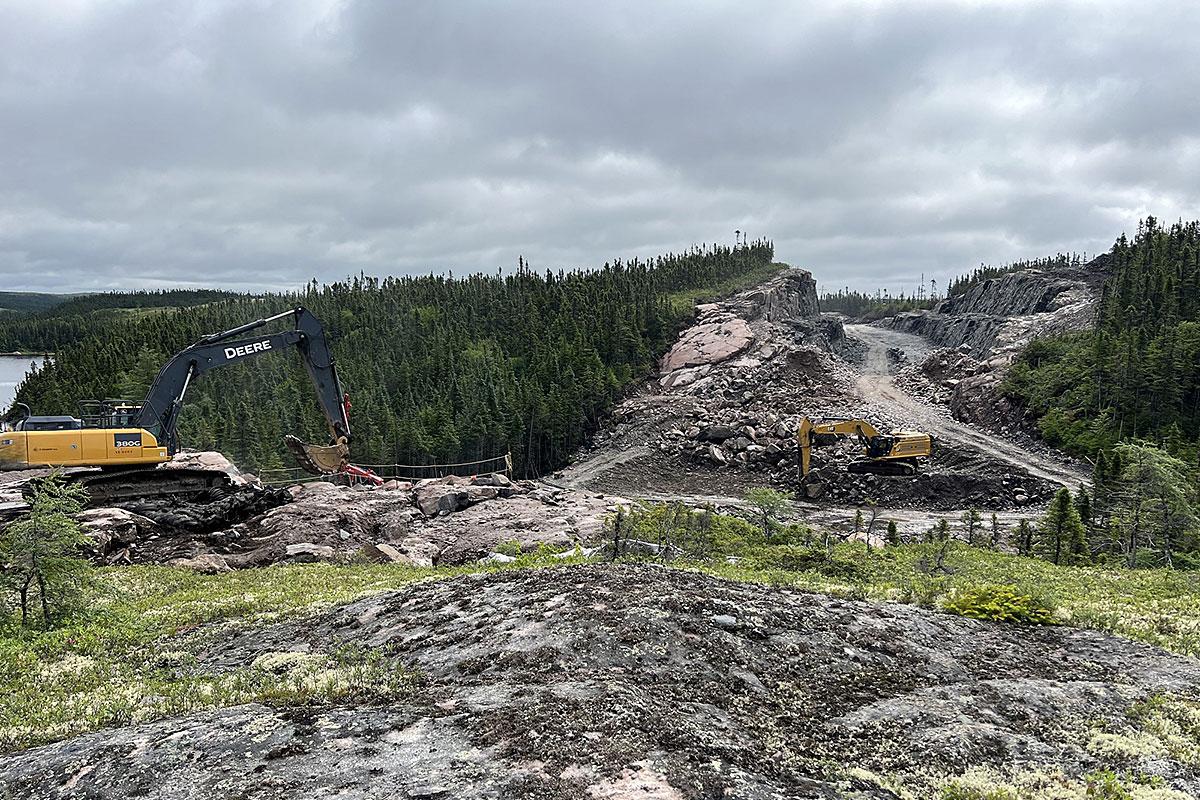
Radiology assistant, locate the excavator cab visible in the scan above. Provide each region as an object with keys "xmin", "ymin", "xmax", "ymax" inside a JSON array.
[
  {"xmin": 865, "ymin": 435, "xmax": 894, "ymax": 459},
  {"xmin": 79, "ymin": 400, "xmax": 143, "ymax": 429}
]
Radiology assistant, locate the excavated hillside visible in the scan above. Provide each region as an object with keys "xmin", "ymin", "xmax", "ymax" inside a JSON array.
[
  {"xmin": 555, "ymin": 266, "xmax": 1080, "ymax": 512},
  {"xmin": 5, "ymin": 564, "xmax": 1200, "ymax": 799},
  {"xmin": 882, "ymin": 258, "xmax": 1109, "ymax": 435},
  {"xmin": 885, "ymin": 257, "xmax": 1107, "ymax": 359},
  {"xmin": 0, "ymin": 262, "xmax": 1091, "ymax": 570}
]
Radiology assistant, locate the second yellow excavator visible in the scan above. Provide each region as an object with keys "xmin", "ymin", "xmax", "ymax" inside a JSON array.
[{"xmin": 797, "ymin": 416, "xmax": 932, "ymax": 477}]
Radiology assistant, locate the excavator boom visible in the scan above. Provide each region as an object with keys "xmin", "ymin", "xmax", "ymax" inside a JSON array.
[{"xmin": 1, "ymin": 307, "xmax": 359, "ymax": 482}]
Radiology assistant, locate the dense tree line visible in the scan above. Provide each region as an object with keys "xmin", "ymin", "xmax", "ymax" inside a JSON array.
[
  {"xmin": 1004, "ymin": 218, "xmax": 1200, "ymax": 459},
  {"xmin": 818, "ymin": 289, "xmax": 936, "ymax": 320},
  {"xmin": 4, "ymin": 242, "xmax": 775, "ymax": 475},
  {"xmin": 0, "ymin": 290, "xmax": 246, "ymax": 352},
  {"xmin": 0, "ymin": 292, "xmax": 68, "ymax": 315},
  {"xmin": 945, "ymin": 254, "xmax": 1087, "ymax": 297}
]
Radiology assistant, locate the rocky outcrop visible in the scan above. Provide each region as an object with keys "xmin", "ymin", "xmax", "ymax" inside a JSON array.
[
  {"xmin": 881, "ymin": 258, "xmax": 1108, "ymax": 436},
  {"xmin": 5, "ymin": 564, "xmax": 1199, "ymax": 798},
  {"xmin": 659, "ymin": 268, "xmax": 822, "ymax": 379},
  {"xmin": 726, "ymin": 267, "xmax": 821, "ymax": 322},
  {"xmin": 886, "ymin": 259, "xmax": 1106, "ymax": 359},
  {"xmin": 74, "ymin": 472, "xmax": 614, "ymax": 569},
  {"xmin": 949, "ymin": 370, "xmax": 1029, "ymax": 432},
  {"xmin": 659, "ymin": 314, "xmax": 754, "ymax": 372}
]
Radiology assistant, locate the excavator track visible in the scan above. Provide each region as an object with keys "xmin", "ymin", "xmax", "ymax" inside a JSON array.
[
  {"xmin": 19, "ymin": 466, "xmax": 236, "ymax": 505},
  {"xmin": 847, "ymin": 459, "xmax": 917, "ymax": 477}
]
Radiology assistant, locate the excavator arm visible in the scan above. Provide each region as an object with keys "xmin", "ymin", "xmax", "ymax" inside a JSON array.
[
  {"xmin": 137, "ymin": 307, "xmax": 352, "ymax": 471},
  {"xmin": 797, "ymin": 416, "xmax": 928, "ymax": 478},
  {"xmin": 797, "ymin": 417, "xmax": 881, "ymax": 476}
]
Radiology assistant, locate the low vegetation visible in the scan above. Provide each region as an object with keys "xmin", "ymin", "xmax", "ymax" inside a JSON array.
[
  {"xmin": 4, "ymin": 496, "xmax": 1200, "ymax": 763},
  {"xmin": 0, "ymin": 555, "xmax": 572, "ymax": 752},
  {"xmin": 4, "ymin": 538, "xmax": 1200, "ymax": 755}
]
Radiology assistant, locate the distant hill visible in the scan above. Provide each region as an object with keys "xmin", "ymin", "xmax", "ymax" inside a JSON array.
[
  {"xmin": 37, "ymin": 289, "xmax": 245, "ymax": 317},
  {"xmin": 0, "ymin": 292, "xmax": 75, "ymax": 314}
]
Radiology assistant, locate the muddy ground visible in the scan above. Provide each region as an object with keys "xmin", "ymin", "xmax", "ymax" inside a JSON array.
[{"xmin": 4, "ymin": 564, "xmax": 1198, "ymax": 799}]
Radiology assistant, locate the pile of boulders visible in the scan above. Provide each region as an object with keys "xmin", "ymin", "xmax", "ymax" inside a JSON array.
[
  {"xmin": 799, "ymin": 458, "xmax": 1053, "ymax": 510},
  {"xmin": 71, "ymin": 464, "xmax": 614, "ymax": 571},
  {"xmin": 893, "ymin": 344, "xmax": 992, "ymax": 406},
  {"xmin": 891, "ymin": 346, "xmax": 1034, "ymax": 437},
  {"xmin": 674, "ymin": 418, "xmax": 798, "ymax": 473}
]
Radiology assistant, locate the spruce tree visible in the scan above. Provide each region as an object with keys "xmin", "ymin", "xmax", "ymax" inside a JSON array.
[
  {"xmin": 1014, "ymin": 519, "xmax": 1034, "ymax": 555},
  {"xmin": 1039, "ymin": 488, "xmax": 1085, "ymax": 565},
  {"xmin": 1074, "ymin": 489, "xmax": 1092, "ymax": 533},
  {"xmin": 960, "ymin": 509, "xmax": 982, "ymax": 546}
]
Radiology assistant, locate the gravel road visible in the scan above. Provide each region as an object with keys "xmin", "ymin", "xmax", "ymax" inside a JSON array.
[{"xmin": 845, "ymin": 323, "xmax": 1088, "ymax": 490}]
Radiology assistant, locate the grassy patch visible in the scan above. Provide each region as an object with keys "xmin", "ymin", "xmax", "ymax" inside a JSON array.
[
  {"xmin": 665, "ymin": 261, "xmax": 787, "ymax": 315},
  {"xmin": 706, "ymin": 541, "xmax": 1200, "ymax": 655},
  {"xmin": 0, "ymin": 553, "xmax": 587, "ymax": 752}
]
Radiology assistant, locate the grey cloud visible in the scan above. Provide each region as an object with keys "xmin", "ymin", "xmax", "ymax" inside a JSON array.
[{"xmin": 1, "ymin": 0, "xmax": 1198, "ymax": 294}]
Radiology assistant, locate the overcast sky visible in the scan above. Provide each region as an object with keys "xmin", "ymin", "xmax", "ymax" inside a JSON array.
[{"xmin": 1, "ymin": 1, "xmax": 1198, "ymax": 294}]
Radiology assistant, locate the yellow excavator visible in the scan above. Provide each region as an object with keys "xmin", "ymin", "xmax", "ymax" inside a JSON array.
[
  {"xmin": 0, "ymin": 307, "xmax": 379, "ymax": 499},
  {"xmin": 797, "ymin": 416, "xmax": 932, "ymax": 477}
]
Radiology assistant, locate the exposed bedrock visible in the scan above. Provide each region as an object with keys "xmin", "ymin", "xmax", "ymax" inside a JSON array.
[
  {"xmin": 4, "ymin": 564, "xmax": 1199, "ymax": 798},
  {"xmin": 885, "ymin": 258, "xmax": 1106, "ymax": 360}
]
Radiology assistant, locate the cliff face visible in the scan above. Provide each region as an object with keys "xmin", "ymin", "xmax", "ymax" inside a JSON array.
[
  {"xmin": 659, "ymin": 267, "xmax": 825, "ymax": 377},
  {"xmin": 886, "ymin": 256, "xmax": 1107, "ymax": 359},
  {"xmin": 727, "ymin": 267, "xmax": 821, "ymax": 322}
]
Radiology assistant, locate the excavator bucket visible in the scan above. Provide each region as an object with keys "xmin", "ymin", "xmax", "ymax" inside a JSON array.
[{"xmin": 284, "ymin": 434, "xmax": 350, "ymax": 475}]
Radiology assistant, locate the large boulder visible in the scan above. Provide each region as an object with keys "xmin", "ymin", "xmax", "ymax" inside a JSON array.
[
  {"xmin": 414, "ymin": 478, "xmax": 500, "ymax": 518},
  {"xmin": 660, "ymin": 317, "xmax": 755, "ymax": 373},
  {"xmin": 77, "ymin": 507, "xmax": 161, "ymax": 561},
  {"xmin": 697, "ymin": 424, "xmax": 739, "ymax": 442},
  {"xmin": 162, "ymin": 450, "xmax": 251, "ymax": 485}
]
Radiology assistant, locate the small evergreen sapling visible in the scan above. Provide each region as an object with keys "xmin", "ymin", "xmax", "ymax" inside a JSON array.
[{"xmin": 0, "ymin": 473, "xmax": 93, "ymax": 626}]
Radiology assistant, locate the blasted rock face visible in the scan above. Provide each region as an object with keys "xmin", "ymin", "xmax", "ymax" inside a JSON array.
[{"xmin": 659, "ymin": 316, "xmax": 755, "ymax": 373}]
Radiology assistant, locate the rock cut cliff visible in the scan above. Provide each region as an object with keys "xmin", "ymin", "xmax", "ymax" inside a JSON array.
[{"xmin": 886, "ymin": 255, "xmax": 1108, "ymax": 360}]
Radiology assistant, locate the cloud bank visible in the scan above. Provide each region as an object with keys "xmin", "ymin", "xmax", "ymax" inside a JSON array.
[{"xmin": 1, "ymin": 0, "xmax": 1197, "ymax": 293}]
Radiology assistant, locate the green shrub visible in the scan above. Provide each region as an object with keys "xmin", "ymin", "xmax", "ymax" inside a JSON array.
[
  {"xmin": 941, "ymin": 584, "xmax": 1056, "ymax": 626},
  {"xmin": 494, "ymin": 539, "xmax": 523, "ymax": 557},
  {"xmin": 747, "ymin": 545, "xmax": 866, "ymax": 580},
  {"xmin": 1084, "ymin": 771, "xmax": 1133, "ymax": 800},
  {"xmin": 765, "ymin": 523, "xmax": 813, "ymax": 546}
]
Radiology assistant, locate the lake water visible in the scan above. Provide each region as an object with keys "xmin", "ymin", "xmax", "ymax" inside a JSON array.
[{"xmin": 0, "ymin": 355, "xmax": 44, "ymax": 410}]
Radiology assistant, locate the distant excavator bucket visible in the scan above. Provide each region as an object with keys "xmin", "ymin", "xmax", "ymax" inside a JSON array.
[{"xmin": 285, "ymin": 434, "xmax": 350, "ymax": 476}]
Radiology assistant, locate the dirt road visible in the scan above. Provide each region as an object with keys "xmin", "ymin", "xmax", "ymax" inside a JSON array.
[{"xmin": 845, "ymin": 323, "xmax": 1088, "ymax": 490}]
